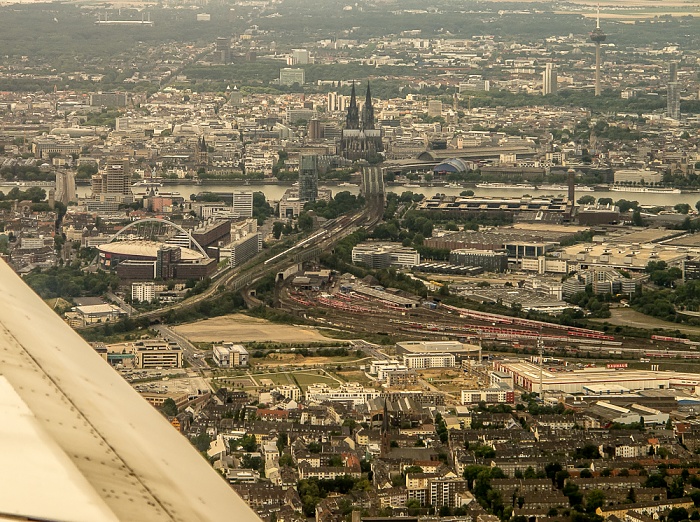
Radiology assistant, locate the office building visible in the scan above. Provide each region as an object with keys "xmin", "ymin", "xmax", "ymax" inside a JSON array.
[
  {"xmin": 213, "ymin": 343, "xmax": 249, "ymax": 367},
  {"xmin": 542, "ymin": 63, "xmax": 557, "ymax": 95},
  {"xmin": 427, "ymin": 100, "xmax": 443, "ymax": 117},
  {"xmin": 461, "ymin": 388, "xmax": 515, "ymax": 405},
  {"xmin": 31, "ymin": 137, "xmax": 81, "ymax": 159},
  {"xmin": 89, "ymin": 92, "xmax": 127, "ymax": 108},
  {"xmin": 352, "ymin": 242, "xmax": 420, "ymax": 268},
  {"xmin": 232, "ymin": 192, "xmax": 253, "ymax": 217},
  {"xmin": 614, "ymin": 169, "xmax": 663, "ymax": 185},
  {"xmin": 215, "ymin": 37, "xmax": 231, "ymax": 63},
  {"xmin": 132, "ymin": 282, "xmax": 155, "ymax": 303},
  {"xmin": 133, "ymin": 340, "xmax": 183, "ymax": 369},
  {"xmin": 229, "ymin": 232, "xmax": 262, "ymax": 268},
  {"xmin": 298, "ymin": 155, "xmax": 319, "ymax": 202},
  {"xmin": 305, "ymin": 383, "xmax": 380, "ymax": 406},
  {"xmin": 289, "ymin": 49, "xmax": 312, "ymax": 65},
  {"xmin": 327, "ymin": 92, "xmax": 339, "ymax": 111},
  {"xmin": 667, "ymin": 63, "xmax": 681, "ymax": 120},
  {"xmin": 279, "ymin": 68, "xmax": 305, "ymax": 86},
  {"xmin": 402, "ymin": 353, "xmax": 455, "ymax": 370},
  {"xmin": 85, "ymin": 158, "xmax": 133, "ymax": 211}
]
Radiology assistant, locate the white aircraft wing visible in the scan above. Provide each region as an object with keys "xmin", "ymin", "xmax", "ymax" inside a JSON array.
[{"xmin": 0, "ymin": 259, "xmax": 261, "ymax": 522}]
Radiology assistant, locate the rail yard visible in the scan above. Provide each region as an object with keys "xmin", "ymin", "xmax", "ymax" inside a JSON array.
[{"xmin": 277, "ymin": 275, "xmax": 700, "ymax": 362}]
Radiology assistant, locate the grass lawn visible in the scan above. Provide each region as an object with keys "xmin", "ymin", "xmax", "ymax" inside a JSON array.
[{"xmin": 292, "ymin": 371, "xmax": 339, "ymax": 389}]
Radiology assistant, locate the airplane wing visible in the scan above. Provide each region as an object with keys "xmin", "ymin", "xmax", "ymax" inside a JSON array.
[{"xmin": 0, "ymin": 259, "xmax": 261, "ymax": 522}]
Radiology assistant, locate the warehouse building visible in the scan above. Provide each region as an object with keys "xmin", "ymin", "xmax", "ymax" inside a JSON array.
[{"xmin": 493, "ymin": 360, "xmax": 700, "ymax": 395}]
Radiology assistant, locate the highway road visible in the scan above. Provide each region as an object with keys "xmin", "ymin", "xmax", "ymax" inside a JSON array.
[
  {"xmin": 106, "ymin": 291, "xmax": 137, "ymax": 316},
  {"xmin": 154, "ymin": 324, "xmax": 210, "ymax": 370}
]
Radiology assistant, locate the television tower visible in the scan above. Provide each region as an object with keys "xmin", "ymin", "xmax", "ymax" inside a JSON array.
[{"xmin": 589, "ymin": 5, "xmax": 607, "ymax": 96}]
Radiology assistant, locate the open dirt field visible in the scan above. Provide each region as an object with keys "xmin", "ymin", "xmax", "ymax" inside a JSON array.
[
  {"xmin": 172, "ymin": 314, "xmax": 336, "ymax": 343},
  {"xmin": 591, "ymin": 308, "xmax": 700, "ymax": 336}
]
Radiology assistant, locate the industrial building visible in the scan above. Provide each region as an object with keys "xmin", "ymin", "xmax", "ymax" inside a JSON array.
[
  {"xmin": 560, "ymin": 242, "xmax": 688, "ymax": 272},
  {"xmin": 68, "ymin": 303, "xmax": 127, "ymax": 326},
  {"xmin": 449, "ymin": 249, "xmax": 509, "ymax": 273},
  {"xmin": 577, "ymin": 206, "xmax": 621, "ymax": 226},
  {"xmin": 584, "ymin": 401, "xmax": 669, "ymax": 426},
  {"xmin": 493, "ymin": 360, "xmax": 700, "ymax": 395},
  {"xmin": 417, "ymin": 195, "xmax": 573, "ymax": 223},
  {"xmin": 350, "ymin": 285, "xmax": 420, "ymax": 308},
  {"xmin": 396, "ymin": 341, "xmax": 482, "ymax": 363}
]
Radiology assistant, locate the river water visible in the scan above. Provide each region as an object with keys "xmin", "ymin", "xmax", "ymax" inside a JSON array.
[{"xmin": 75, "ymin": 183, "xmax": 700, "ymax": 208}]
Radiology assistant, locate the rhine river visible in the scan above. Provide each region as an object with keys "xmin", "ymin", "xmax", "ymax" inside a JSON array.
[{"xmin": 75, "ymin": 183, "xmax": 700, "ymax": 208}]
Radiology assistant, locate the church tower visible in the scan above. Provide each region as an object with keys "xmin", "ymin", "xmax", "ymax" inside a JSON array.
[
  {"xmin": 361, "ymin": 81, "xmax": 375, "ymax": 130},
  {"xmin": 196, "ymin": 136, "xmax": 209, "ymax": 165},
  {"xmin": 346, "ymin": 82, "xmax": 360, "ymax": 130},
  {"xmin": 380, "ymin": 398, "xmax": 391, "ymax": 456}
]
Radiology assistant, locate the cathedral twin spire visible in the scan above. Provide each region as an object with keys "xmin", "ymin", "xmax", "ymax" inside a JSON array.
[{"xmin": 345, "ymin": 81, "xmax": 375, "ymax": 131}]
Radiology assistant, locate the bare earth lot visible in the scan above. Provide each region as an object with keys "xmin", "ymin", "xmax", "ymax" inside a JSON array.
[
  {"xmin": 591, "ymin": 308, "xmax": 700, "ymax": 336},
  {"xmin": 172, "ymin": 314, "xmax": 335, "ymax": 343}
]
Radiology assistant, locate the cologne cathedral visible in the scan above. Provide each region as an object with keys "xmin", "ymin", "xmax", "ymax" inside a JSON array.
[{"xmin": 337, "ymin": 82, "xmax": 383, "ymax": 162}]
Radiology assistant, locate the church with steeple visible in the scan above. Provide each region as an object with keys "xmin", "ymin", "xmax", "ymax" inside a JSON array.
[
  {"xmin": 195, "ymin": 136, "xmax": 209, "ymax": 166},
  {"xmin": 338, "ymin": 82, "xmax": 383, "ymax": 162}
]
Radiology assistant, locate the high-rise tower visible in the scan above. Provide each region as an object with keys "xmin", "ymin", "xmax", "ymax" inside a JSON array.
[
  {"xmin": 298, "ymin": 155, "xmax": 319, "ymax": 203},
  {"xmin": 589, "ymin": 6, "xmax": 607, "ymax": 96},
  {"xmin": 667, "ymin": 62, "xmax": 680, "ymax": 120},
  {"xmin": 542, "ymin": 63, "xmax": 557, "ymax": 96}
]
